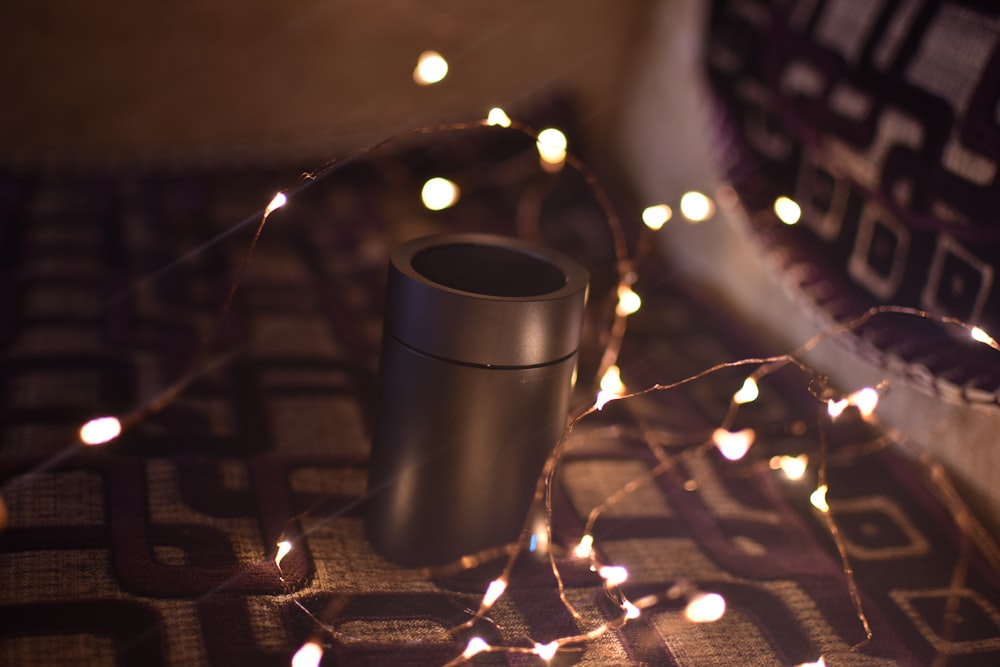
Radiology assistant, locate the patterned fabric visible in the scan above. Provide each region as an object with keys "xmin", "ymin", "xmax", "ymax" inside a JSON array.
[
  {"xmin": 2, "ymin": 147, "xmax": 1000, "ymax": 664},
  {"xmin": 707, "ymin": 0, "xmax": 1000, "ymax": 402}
]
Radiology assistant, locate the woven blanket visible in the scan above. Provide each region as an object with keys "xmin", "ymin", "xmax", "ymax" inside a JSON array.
[{"xmin": 2, "ymin": 134, "xmax": 1000, "ymax": 666}]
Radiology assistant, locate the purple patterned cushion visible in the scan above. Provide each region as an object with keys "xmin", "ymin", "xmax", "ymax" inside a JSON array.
[{"xmin": 707, "ymin": 0, "xmax": 1000, "ymax": 400}]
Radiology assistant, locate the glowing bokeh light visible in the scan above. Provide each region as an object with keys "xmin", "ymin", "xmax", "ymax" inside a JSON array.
[
  {"xmin": 413, "ymin": 50, "xmax": 449, "ymax": 85},
  {"xmin": 712, "ymin": 428, "xmax": 755, "ymax": 461},
  {"xmin": 634, "ymin": 594, "xmax": 659, "ymax": 609},
  {"xmin": 534, "ymin": 641, "xmax": 560, "ymax": 661},
  {"xmin": 537, "ymin": 128, "xmax": 567, "ymax": 153},
  {"xmin": 616, "ymin": 285, "xmax": 642, "ymax": 316},
  {"xmin": 600, "ymin": 365, "xmax": 625, "ymax": 394},
  {"xmin": 536, "ymin": 128, "xmax": 568, "ymax": 170},
  {"xmin": 684, "ymin": 592, "xmax": 726, "ymax": 623},
  {"xmin": 79, "ymin": 416, "xmax": 122, "ymax": 446},
  {"xmin": 623, "ymin": 600, "xmax": 641, "ymax": 619},
  {"xmin": 596, "ymin": 365, "xmax": 626, "ymax": 410},
  {"xmin": 774, "ymin": 196, "xmax": 802, "ymax": 225},
  {"xmin": 770, "ymin": 454, "xmax": 808, "ymax": 480},
  {"xmin": 291, "ymin": 641, "xmax": 324, "ymax": 667},
  {"xmin": 421, "ymin": 177, "xmax": 460, "ymax": 211},
  {"xmin": 972, "ymin": 326, "xmax": 996, "ymax": 347},
  {"xmin": 598, "ymin": 565, "xmax": 629, "ymax": 587},
  {"xmin": 827, "ymin": 398, "xmax": 848, "ymax": 419},
  {"xmin": 733, "ymin": 377, "xmax": 759, "ymax": 404},
  {"xmin": 574, "ymin": 534, "xmax": 594, "ymax": 559},
  {"xmin": 595, "ymin": 391, "xmax": 616, "ymax": 410},
  {"xmin": 482, "ymin": 578, "xmax": 508, "ymax": 607},
  {"xmin": 463, "ymin": 637, "xmax": 490, "ymax": 659},
  {"xmin": 275, "ymin": 540, "xmax": 292, "ymax": 568},
  {"xmin": 679, "ymin": 191, "xmax": 715, "ymax": 222},
  {"xmin": 641, "ymin": 204, "xmax": 672, "ymax": 230},
  {"xmin": 265, "ymin": 192, "xmax": 287, "ymax": 217},
  {"xmin": 486, "ymin": 107, "xmax": 512, "ymax": 128},
  {"xmin": 810, "ymin": 484, "xmax": 830, "ymax": 512},
  {"xmin": 529, "ymin": 513, "xmax": 549, "ymax": 556},
  {"xmin": 795, "ymin": 658, "xmax": 827, "ymax": 667},
  {"xmin": 849, "ymin": 387, "xmax": 879, "ymax": 419}
]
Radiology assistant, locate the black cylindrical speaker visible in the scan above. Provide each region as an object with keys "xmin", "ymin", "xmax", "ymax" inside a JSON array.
[{"xmin": 366, "ymin": 232, "xmax": 589, "ymax": 567}]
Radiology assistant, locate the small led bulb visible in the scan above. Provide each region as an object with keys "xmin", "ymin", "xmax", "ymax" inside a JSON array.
[
  {"xmin": 598, "ymin": 565, "xmax": 629, "ymax": 587},
  {"xmin": 848, "ymin": 387, "xmax": 879, "ymax": 419},
  {"xmin": 616, "ymin": 285, "xmax": 642, "ymax": 316},
  {"xmin": 534, "ymin": 641, "xmax": 559, "ymax": 661},
  {"xmin": 79, "ymin": 416, "xmax": 122, "ymax": 446},
  {"xmin": 486, "ymin": 107, "xmax": 512, "ymax": 128},
  {"xmin": 482, "ymin": 578, "xmax": 507, "ymax": 607},
  {"xmin": 421, "ymin": 177, "xmax": 460, "ymax": 211},
  {"xmin": 712, "ymin": 428, "xmax": 755, "ymax": 461},
  {"xmin": 971, "ymin": 326, "xmax": 996, "ymax": 347},
  {"xmin": 684, "ymin": 592, "xmax": 726, "ymax": 623},
  {"xmin": 265, "ymin": 192, "xmax": 287, "ymax": 216},
  {"xmin": 733, "ymin": 377, "xmax": 759, "ymax": 404},
  {"xmin": 810, "ymin": 484, "xmax": 830, "ymax": 512},
  {"xmin": 642, "ymin": 204, "xmax": 672, "ymax": 230},
  {"xmin": 537, "ymin": 128, "xmax": 568, "ymax": 172},
  {"xmin": 413, "ymin": 50, "xmax": 449, "ymax": 85},
  {"xmin": 679, "ymin": 191, "xmax": 715, "ymax": 222},
  {"xmin": 291, "ymin": 641, "xmax": 324, "ymax": 667},
  {"xmin": 275, "ymin": 540, "xmax": 293, "ymax": 567},
  {"xmin": 463, "ymin": 637, "xmax": 489, "ymax": 658},
  {"xmin": 774, "ymin": 196, "xmax": 802, "ymax": 225}
]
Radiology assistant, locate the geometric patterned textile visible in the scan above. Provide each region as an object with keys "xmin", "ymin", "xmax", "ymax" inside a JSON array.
[
  {"xmin": 707, "ymin": 0, "xmax": 1000, "ymax": 403},
  {"xmin": 3, "ymin": 141, "xmax": 1000, "ymax": 665}
]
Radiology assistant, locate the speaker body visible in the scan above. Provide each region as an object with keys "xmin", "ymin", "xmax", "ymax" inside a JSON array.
[{"xmin": 366, "ymin": 233, "xmax": 588, "ymax": 567}]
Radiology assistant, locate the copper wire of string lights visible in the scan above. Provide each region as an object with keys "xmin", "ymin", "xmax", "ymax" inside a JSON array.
[
  {"xmin": 292, "ymin": 125, "xmax": 996, "ymax": 662},
  {"xmin": 22, "ymin": 110, "xmax": 1000, "ymax": 666}
]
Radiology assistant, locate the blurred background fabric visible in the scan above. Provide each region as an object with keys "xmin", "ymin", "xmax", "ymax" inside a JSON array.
[
  {"xmin": 622, "ymin": 0, "xmax": 1000, "ymax": 534},
  {"xmin": 0, "ymin": 0, "xmax": 646, "ymax": 166}
]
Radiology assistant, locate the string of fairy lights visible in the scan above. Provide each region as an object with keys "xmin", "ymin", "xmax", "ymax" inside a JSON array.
[{"xmin": 5, "ymin": 47, "xmax": 1000, "ymax": 667}]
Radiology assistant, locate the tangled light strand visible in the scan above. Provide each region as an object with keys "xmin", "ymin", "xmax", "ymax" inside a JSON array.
[{"xmin": 43, "ymin": 110, "xmax": 1000, "ymax": 666}]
